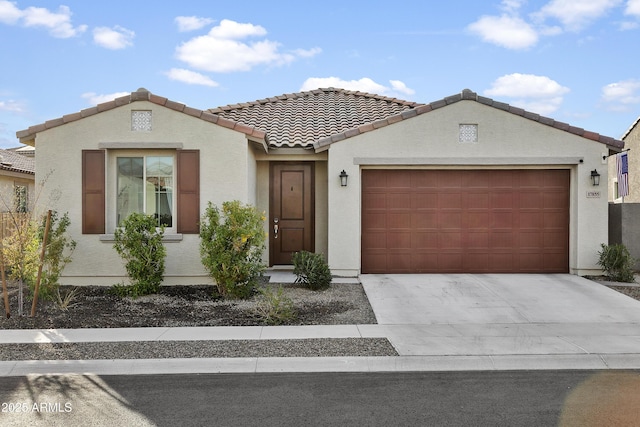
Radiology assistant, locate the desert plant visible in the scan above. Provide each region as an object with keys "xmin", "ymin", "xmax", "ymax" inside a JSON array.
[
  {"xmin": 292, "ymin": 251, "xmax": 332, "ymax": 290},
  {"xmin": 113, "ymin": 212, "xmax": 166, "ymax": 297},
  {"xmin": 54, "ymin": 287, "xmax": 79, "ymax": 311},
  {"xmin": 200, "ymin": 201, "xmax": 266, "ymax": 299},
  {"xmin": 255, "ymin": 285, "xmax": 296, "ymax": 325},
  {"xmin": 597, "ymin": 243, "xmax": 636, "ymax": 283}
]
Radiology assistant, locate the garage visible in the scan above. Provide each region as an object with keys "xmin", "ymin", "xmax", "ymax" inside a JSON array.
[{"xmin": 361, "ymin": 169, "xmax": 570, "ymax": 274}]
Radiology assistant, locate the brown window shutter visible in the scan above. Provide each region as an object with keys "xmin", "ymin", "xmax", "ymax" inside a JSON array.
[
  {"xmin": 177, "ymin": 149, "xmax": 200, "ymax": 234},
  {"xmin": 82, "ymin": 150, "xmax": 105, "ymax": 234}
]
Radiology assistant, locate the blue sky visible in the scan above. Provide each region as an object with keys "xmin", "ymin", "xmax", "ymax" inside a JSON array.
[{"xmin": 1, "ymin": 0, "xmax": 640, "ymax": 148}]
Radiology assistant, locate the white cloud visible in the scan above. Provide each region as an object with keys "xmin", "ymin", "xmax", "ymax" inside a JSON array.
[
  {"xmin": 0, "ymin": 0, "xmax": 21, "ymax": 24},
  {"xmin": 175, "ymin": 19, "xmax": 319, "ymax": 73},
  {"xmin": 175, "ymin": 16, "xmax": 214, "ymax": 32},
  {"xmin": 533, "ymin": 0, "xmax": 623, "ymax": 32},
  {"xmin": 619, "ymin": 20, "xmax": 639, "ymax": 29},
  {"xmin": 81, "ymin": 91, "xmax": 130, "ymax": 105},
  {"xmin": 467, "ymin": 15, "xmax": 539, "ymax": 49},
  {"xmin": 0, "ymin": 99, "xmax": 24, "ymax": 113},
  {"xmin": 0, "ymin": 2, "xmax": 86, "ymax": 37},
  {"xmin": 626, "ymin": 0, "xmax": 640, "ymax": 15},
  {"xmin": 93, "ymin": 26, "xmax": 135, "ymax": 49},
  {"xmin": 601, "ymin": 79, "xmax": 640, "ymax": 110},
  {"xmin": 485, "ymin": 73, "xmax": 570, "ymax": 115},
  {"xmin": 300, "ymin": 77, "xmax": 415, "ymax": 99},
  {"xmin": 293, "ymin": 47, "xmax": 322, "ymax": 58},
  {"xmin": 165, "ymin": 68, "xmax": 219, "ymax": 87}
]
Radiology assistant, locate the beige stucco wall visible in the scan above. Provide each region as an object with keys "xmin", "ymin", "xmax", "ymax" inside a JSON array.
[
  {"xmin": 326, "ymin": 100, "xmax": 609, "ymax": 276},
  {"xmin": 0, "ymin": 172, "xmax": 35, "ymax": 213},
  {"xmin": 34, "ymin": 101, "xmax": 253, "ymax": 285}
]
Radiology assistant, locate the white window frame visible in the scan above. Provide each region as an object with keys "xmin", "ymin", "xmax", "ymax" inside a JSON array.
[{"xmin": 107, "ymin": 149, "xmax": 177, "ymax": 234}]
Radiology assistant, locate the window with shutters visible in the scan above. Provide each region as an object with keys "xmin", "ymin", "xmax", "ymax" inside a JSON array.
[{"xmin": 82, "ymin": 149, "xmax": 199, "ymax": 236}]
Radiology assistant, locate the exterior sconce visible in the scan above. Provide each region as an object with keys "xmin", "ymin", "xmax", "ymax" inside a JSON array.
[
  {"xmin": 590, "ymin": 169, "xmax": 600, "ymax": 186},
  {"xmin": 339, "ymin": 170, "xmax": 349, "ymax": 187}
]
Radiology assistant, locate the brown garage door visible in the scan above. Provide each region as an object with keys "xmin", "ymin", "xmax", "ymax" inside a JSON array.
[{"xmin": 361, "ymin": 169, "xmax": 569, "ymax": 274}]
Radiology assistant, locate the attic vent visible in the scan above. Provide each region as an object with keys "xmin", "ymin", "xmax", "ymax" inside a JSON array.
[
  {"xmin": 459, "ymin": 124, "xmax": 478, "ymax": 143},
  {"xmin": 132, "ymin": 110, "xmax": 152, "ymax": 131}
]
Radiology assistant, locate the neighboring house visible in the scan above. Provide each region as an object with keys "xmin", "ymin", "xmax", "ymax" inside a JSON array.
[
  {"xmin": 16, "ymin": 88, "xmax": 622, "ymax": 285},
  {"xmin": 608, "ymin": 116, "xmax": 640, "ymax": 268},
  {"xmin": 0, "ymin": 147, "xmax": 35, "ymax": 213}
]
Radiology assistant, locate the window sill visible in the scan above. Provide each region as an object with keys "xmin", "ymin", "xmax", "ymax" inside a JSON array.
[{"xmin": 99, "ymin": 234, "xmax": 183, "ymax": 243}]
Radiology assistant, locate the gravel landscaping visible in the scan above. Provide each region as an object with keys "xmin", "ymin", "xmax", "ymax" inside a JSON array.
[{"xmin": 0, "ymin": 280, "xmax": 398, "ymax": 360}]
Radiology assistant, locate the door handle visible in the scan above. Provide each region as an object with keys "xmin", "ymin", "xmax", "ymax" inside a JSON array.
[{"xmin": 273, "ymin": 218, "xmax": 279, "ymax": 239}]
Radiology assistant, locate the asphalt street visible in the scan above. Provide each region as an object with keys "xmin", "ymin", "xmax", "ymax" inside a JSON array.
[{"xmin": 1, "ymin": 370, "xmax": 639, "ymax": 426}]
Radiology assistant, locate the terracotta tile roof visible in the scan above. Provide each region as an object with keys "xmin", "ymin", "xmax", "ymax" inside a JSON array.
[
  {"xmin": 313, "ymin": 88, "xmax": 624, "ymax": 151},
  {"xmin": 209, "ymin": 88, "xmax": 420, "ymax": 148},
  {"xmin": 0, "ymin": 148, "xmax": 35, "ymax": 175},
  {"xmin": 16, "ymin": 88, "xmax": 267, "ymax": 146}
]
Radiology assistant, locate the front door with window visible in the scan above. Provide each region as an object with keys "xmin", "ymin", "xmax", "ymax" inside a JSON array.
[{"xmin": 270, "ymin": 163, "xmax": 314, "ymax": 265}]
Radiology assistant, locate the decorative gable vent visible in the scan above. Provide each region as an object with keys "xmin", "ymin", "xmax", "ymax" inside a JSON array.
[
  {"xmin": 132, "ymin": 110, "xmax": 152, "ymax": 131},
  {"xmin": 459, "ymin": 124, "xmax": 478, "ymax": 143}
]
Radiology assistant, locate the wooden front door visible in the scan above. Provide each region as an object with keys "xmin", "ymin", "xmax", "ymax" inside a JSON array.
[{"xmin": 270, "ymin": 163, "xmax": 315, "ymax": 265}]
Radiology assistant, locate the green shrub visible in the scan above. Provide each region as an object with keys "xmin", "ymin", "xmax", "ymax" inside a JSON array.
[
  {"xmin": 255, "ymin": 285, "xmax": 296, "ymax": 325},
  {"xmin": 34, "ymin": 211, "xmax": 77, "ymax": 301},
  {"xmin": 113, "ymin": 212, "xmax": 166, "ymax": 297},
  {"xmin": 292, "ymin": 251, "xmax": 332, "ymax": 290},
  {"xmin": 1, "ymin": 211, "xmax": 76, "ymax": 302},
  {"xmin": 597, "ymin": 243, "xmax": 636, "ymax": 283},
  {"xmin": 199, "ymin": 201, "xmax": 266, "ymax": 299}
]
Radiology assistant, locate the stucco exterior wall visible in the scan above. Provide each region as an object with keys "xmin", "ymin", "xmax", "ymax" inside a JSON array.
[
  {"xmin": 34, "ymin": 101, "xmax": 252, "ymax": 285},
  {"xmin": 326, "ymin": 101, "xmax": 609, "ymax": 276}
]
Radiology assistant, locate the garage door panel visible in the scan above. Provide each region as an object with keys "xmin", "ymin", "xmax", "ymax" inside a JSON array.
[
  {"xmin": 468, "ymin": 232, "xmax": 489, "ymax": 249},
  {"xmin": 519, "ymin": 232, "xmax": 543, "ymax": 248},
  {"xmin": 412, "ymin": 212, "xmax": 438, "ymax": 229},
  {"xmin": 361, "ymin": 169, "xmax": 569, "ymax": 274},
  {"xmin": 468, "ymin": 193, "xmax": 490, "ymax": 209},
  {"xmin": 438, "ymin": 253, "xmax": 463, "ymax": 271},
  {"xmin": 413, "ymin": 232, "xmax": 439, "ymax": 249},
  {"xmin": 439, "ymin": 193, "xmax": 463, "ymax": 208},
  {"xmin": 363, "ymin": 192, "xmax": 387, "ymax": 210},
  {"xmin": 440, "ymin": 232, "xmax": 463, "ymax": 249},
  {"xmin": 520, "ymin": 192, "xmax": 543, "ymax": 209},
  {"xmin": 388, "ymin": 232, "xmax": 411, "ymax": 249},
  {"xmin": 440, "ymin": 212, "xmax": 463, "ymax": 229},
  {"xmin": 467, "ymin": 212, "xmax": 490, "ymax": 229},
  {"xmin": 388, "ymin": 213, "xmax": 411, "ymax": 229}
]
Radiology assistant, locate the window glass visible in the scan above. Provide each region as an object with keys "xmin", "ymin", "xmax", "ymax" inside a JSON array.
[
  {"xmin": 116, "ymin": 156, "xmax": 173, "ymax": 227},
  {"xmin": 117, "ymin": 157, "xmax": 144, "ymax": 226},
  {"xmin": 146, "ymin": 156, "xmax": 173, "ymax": 227}
]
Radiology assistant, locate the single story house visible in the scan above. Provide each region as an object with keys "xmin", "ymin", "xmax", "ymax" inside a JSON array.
[
  {"xmin": 16, "ymin": 88, "xmax": 623, "ymax": 285},
  {"xmin": 0, "ymin": 148, "xmax": 35, "ymax": 213}
]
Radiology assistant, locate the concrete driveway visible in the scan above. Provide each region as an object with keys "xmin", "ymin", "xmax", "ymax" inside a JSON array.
[{"xmin": 359, "ymin": 274, "xmax": 640, "ymax": 361}]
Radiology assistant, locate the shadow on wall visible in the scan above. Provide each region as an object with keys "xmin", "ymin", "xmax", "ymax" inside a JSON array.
[{"xmin": 609, "ymin": 203, "xmax": 640, "ymax": 270}]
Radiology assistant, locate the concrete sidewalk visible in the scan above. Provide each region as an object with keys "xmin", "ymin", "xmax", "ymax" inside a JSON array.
[{"xmin": 1, "ymin": 273, "xmax": 640, "ymax": 376}]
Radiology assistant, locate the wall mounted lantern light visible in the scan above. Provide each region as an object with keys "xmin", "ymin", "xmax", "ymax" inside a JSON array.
[
  {"xmin": 339, "ymin": 170, "xmax": 349, "ymax": 187},
  {"xmin": 590, "ymin": 169, "xmax": 600, "ymax": 186}
]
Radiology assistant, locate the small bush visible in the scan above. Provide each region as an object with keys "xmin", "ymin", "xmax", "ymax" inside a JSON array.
[
  {"xmin": 200, "ymin": 201, "xmax": 266, "ymax": 299},
  {"xmin": 292, "ymin": 251, "xmax": 332, "ymax": 290},
  {"xmin": 255, "ymin": 286, "xmax": 296, "ymax": 325},
  {"xmin": 35, "ymin": 211, "xmax": 77, "ymax": 301},
  {"xmin": 597, "ymin": 243, "xmax": 636, "ymax": 283},
  {"xmin": 113, "ymin": 213, "xmax": 166, "ymax": 297}
]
